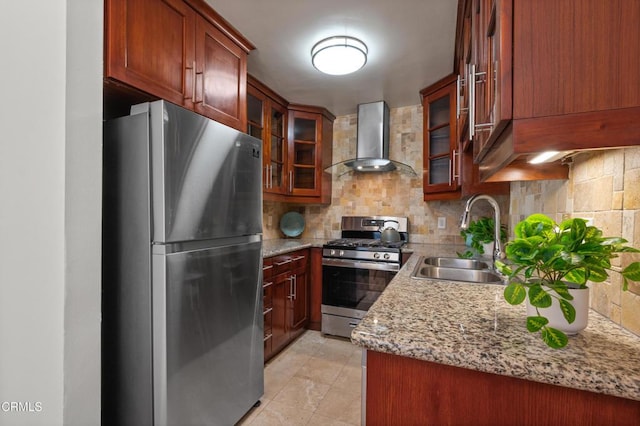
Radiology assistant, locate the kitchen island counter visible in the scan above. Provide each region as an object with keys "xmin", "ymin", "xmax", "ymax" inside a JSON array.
[{"xmin": 351, "ymin": 244, "xmax": 640, "ymax": 402}]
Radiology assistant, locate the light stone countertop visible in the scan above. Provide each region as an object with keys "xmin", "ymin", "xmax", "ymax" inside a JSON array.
[
  {"xmin": 351, "ymin": 244, "xmax": 640, "ymax": 402},
  {"xmin": 262, "ymin": 238, "xmax": 326, "ymax": 258}
]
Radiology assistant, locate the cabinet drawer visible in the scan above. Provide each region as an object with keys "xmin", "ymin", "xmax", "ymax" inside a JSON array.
[
  {"xmin": 267, "ymin": 249, "xmax": 309, "ymax": 276},
  {"xmin": 263, "ymin": 308, "xmax": 272, "ymax": 335},
  {"xmin": 290, "ymin": 251, "xmax": 308, "ymax": 270},
  {"xmin": 263, "ymin": 258, "xmax": 274, "ymax": 279},
  {"xmin": 263, "ymin": 333, "xmax": 272, "ymax": 358},
  {"xmin": 271, "ymin": 254, "xmax": 293, "ymax": 276},
  {"xmin": 263, "ymin": 280, "xmax": 273, "ymax": 310}
]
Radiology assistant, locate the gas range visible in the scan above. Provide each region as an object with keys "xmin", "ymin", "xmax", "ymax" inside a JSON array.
[
  {"xmin": 322, "ymin": 216, "xmax": 409, "ymax": 263},
  {"xmin": 321, "ymin": 216, "xmax": 409, "ymax": 338},
  {"xmin": 322, "ymin": 240, "xmax": 402, "ymax": 263}
]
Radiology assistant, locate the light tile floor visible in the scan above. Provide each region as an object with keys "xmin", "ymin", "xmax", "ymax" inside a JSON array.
[{"xmin": 237, "ymin": 331, "xmax": 362, "ymax": 425}]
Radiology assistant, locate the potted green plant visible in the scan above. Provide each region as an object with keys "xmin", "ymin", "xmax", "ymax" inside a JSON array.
[
  {"xmin": 459, "ymin": 216, "xmax": 507, "ymax": 258},
  {"xmin": 495, "ymin": 214, "xmax": 640, "ymax": 349}
]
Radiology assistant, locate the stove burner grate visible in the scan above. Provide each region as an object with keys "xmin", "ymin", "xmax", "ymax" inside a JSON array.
[{"xmin": 324, "ymin": 238, "xmax": 404, "ymax": 249}]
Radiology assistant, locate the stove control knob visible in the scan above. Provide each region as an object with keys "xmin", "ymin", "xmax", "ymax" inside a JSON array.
[
  {"xmin": 330, "ymin": 249, "xmax": 336, "ymax": 256},
  {"xmin": 383, "ymin": 253, "xmax": 390, "ymax": 260},
  {"xmin": 373, "ymin": 252, "xmax": 380, "ymax": 259},
  {"xmin": 339, "ymin": 250, "xmax": 345, "ymax": 257}
]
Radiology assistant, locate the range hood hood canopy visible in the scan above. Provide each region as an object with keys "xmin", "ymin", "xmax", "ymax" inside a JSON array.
[{"xmin": 326, "ymin": 101, "xmax": 417, "ymax": 176}]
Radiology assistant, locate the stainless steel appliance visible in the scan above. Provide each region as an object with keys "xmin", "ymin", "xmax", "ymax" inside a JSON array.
[
  {"xmin": 325, "ymin": 101, "xmax": 417, "ymax": 176},
  {"xmin": 102, "ymin": 100, "xmax": 264, "ymax": 426},
  {"xmin": 321, "ymin": 216, "xmax": 408, "ymax": 338}
]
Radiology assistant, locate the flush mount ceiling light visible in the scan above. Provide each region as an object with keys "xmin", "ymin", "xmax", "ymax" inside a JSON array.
[{"xmin": 311, "ymin": 36, "xmax": 368, "ymax": 75}]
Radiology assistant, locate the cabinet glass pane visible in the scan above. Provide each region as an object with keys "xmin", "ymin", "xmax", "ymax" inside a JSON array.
[
  {"xmin": 247, "ymin": 94, "xmax": 263, "ymax": 126},
  {"xmin": 271, "ymin": 109, "xmax": 284, "ymax": 138},
  {"xmin": 294, "ymin": 118, "xmax": 316, "ymax": 141},
  {"xmin": 248, "ymin": 125, "xmax": 262, "ymax": 139},
  {"xmin": 294, "ymin": 142, "xmax": 315, "ymax": 166},
  {"xmin": 271, "ymin": 136, "xmax": 283, "ymax": 162},
  {"xmin": 429, "ymin": 157, "xmax": 450, "ymax": 185},
  {"xmin": 429, "ymin": 125, "xmax": 450, "ymax": 156},
  {"xmin": 270, "ymin": 162, "xmax": 282, "ymax": 187},
  {"xmin": 293, "ymin": 168, "xmax": 315, "ymax": 189},
  {"xmin": 429, "ymin": 96, "xmax": 450, "ymax": 128}
]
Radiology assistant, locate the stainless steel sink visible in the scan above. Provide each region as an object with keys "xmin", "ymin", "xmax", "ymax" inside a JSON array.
[
  {"xmin": 411, "ymin": 257, "xmax": 503, "ymax": 284},
  {"xmin": 421, "ymin": 257, "xmax": 490, "ymax": 270}
]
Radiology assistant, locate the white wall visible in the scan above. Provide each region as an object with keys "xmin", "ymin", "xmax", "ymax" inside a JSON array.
[
  {"xmin": 0, "ymin": 1, "xmax": 102, "ymax": 425},
  {"xmin": 63, "ymin": 0, "xmax": 103, "ymax": 424}
]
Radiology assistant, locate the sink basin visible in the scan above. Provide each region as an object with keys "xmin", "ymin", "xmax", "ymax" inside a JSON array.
[
  {"xmin": 422, "ymin": 257, "xmax": 490, "ymax": 270},
  {"xmin": 411, "ymin": 257, "xmax": 503, "ymax": 284}
]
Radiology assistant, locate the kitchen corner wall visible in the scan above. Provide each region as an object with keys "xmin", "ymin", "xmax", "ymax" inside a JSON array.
[
  {"xmin": 509, "ymin": 148, "xmax": 640, "ymax": 336},
  {"xmin": 263, "ymin": 104, "xmax": 508, "ymax": 244}
]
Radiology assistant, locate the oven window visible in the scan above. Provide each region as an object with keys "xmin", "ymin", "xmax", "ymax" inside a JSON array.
[{"xmin": 322, "ymin": 265, "xmax": 396, "ymax": 311}]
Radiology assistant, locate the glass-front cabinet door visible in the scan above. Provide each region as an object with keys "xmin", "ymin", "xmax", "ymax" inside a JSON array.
[
  {"xmin": 247, "ymin": 82, "xmax": 287, "ymax": 195},
  {"xmin": 268, "ymin": 103, "xmax": 287, "ymax": 194},
  {"xmin": 422, "ymin": 78, "xmax": 460, "ymax": 197},
  {"xmin": 288, "ymin": 110, "xmax": 321, "ymax": 197}
]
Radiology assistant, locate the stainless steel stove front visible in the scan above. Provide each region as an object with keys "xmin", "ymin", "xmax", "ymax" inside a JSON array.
[{"xmin": 321, "ymin": 254, "xmax": 399, "ymax": 338}]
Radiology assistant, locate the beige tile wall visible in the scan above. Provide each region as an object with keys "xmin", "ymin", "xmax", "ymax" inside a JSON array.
[
  {"xmin": 509, "ymin": 147, "xmax": 640, "ymax": 335},
  {"xmin": 263, "ymin": 104, "xmax": 508, "ymax": 244}
]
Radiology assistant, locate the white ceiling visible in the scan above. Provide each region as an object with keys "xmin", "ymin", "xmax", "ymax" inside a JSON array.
[{"xmin": 206, "ymin": 0, "xmax": 458, "ymax": 116}]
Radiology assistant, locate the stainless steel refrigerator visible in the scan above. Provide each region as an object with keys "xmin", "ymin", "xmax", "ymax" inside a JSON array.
[{"xmin": 102, "ymin": 100, "xmax": 264, "ymax": 425}]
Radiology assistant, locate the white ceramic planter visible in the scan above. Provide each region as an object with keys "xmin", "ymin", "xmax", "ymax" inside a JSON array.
[
  {"xmin": 481, "ymin": 242, "xmax": 494, "ymax": 258},
  {"xmin": 526, "ymin": 286, "xmax": 590, "ymax": 335}
]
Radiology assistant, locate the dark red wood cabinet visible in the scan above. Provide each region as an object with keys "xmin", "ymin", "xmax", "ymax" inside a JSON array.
[
  {"xmin": 421, "ymin": 74, "xmax": 509, "ymax": 201},
  {"xmin": 263, "ymin": 249, "xmax": 309, "ymax": 362},
  {"xmin": 455, "ymin": 0, "xmax": 640, "ymax": 181},
  {"xmin": 366, "ymin": 350, "xmax": 640, "ymax": 426},
  {"xmin": 104, "ymin": 0, "xmax": 252, "ymax": 130}
]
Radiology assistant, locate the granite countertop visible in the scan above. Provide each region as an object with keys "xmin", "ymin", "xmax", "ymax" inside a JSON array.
[
  {"xmin": 262, "ymin": 238, "xmax": 327, "ymax": 257},
  {"xmin": 351, "ymin": 244, "xmax": 640, "ymax": 402}
]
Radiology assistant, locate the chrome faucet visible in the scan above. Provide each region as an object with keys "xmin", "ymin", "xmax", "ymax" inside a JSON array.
[{"xmin": 460, "ymin": 194, "xmax": 505, "ymax": 263}]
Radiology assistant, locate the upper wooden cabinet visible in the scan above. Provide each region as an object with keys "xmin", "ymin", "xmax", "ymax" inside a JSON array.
[
  {"xmin": 421, "ymin": 74, "xmax": 508, "ymax": 201},
  {"xmin": 246, "ymin": 78, "xmax": 334, "ymax": 204},
  {"xmin": 456, "ymin": 0, "xmax": 640, "ymax": 181},
  {"xmin": 287, "ymin": 106, "xmax": 334, "ymax": 204},
  {"xmin": 193, "ymin": 15, "xmax": 247, "ymax": 129},
  {"xmin": 247, "ymin": 76, "xmax": 289, "ymax": 196},
  {"xmin": 105, "ymin": 0, "xmax": 253, "ymax": 130},
  {"xmin": 422, "ymin": 76, "xmax": 461, "ymax": 199}
]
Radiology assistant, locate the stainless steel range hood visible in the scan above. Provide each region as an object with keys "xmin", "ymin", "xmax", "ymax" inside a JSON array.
[{"xmin": 326, "ymin": 101, "xmax": 417, "ymax": 176}]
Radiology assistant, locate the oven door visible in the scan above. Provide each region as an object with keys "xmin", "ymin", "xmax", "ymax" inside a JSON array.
[{"xmin": 321, "ymin": 258, "xmax": 398, "ymax": 315}]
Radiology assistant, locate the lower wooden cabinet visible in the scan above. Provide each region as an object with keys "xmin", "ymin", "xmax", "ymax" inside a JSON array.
[
  {"xmin": 365, "ymin": 350, "xmax": 640, "ymax": 425},
  {"xmin": 263, "ymin": 249, "xmax": 309, "ymax": 362}
]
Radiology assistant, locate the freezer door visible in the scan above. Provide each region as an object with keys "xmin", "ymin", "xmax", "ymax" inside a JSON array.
[
  {"xmin": 148, "ymin": 100, "xmax": 262, "ymax": 243},
  {"xmin": 152, "ymin": 237, "xmax": 263, "ymax": 425}
]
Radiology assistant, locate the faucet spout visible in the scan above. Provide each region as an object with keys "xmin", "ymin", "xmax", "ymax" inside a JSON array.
[{"xmin": 460, "ymin": 194, "xmax": 505, "ymax": 263}]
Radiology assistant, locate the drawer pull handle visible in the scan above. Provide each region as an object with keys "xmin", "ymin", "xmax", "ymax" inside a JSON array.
[
  {"xmin": 274, "ymin": 259, "xmax": 292, "ymax": 266},
  {"xmin": 263, "ymin": 333, "xmax": 273, "ymax": 342},
  {"xmin": 263, "ymin": 281, "xmax": 273, "ymax": 288},
  {"xmin": 291, "ymin": 255, "xmax": 306, "ymax": 261},
  {"xmin": 263, "ymin": 307, "xmax": 273, "ymax": 315},
  {"xmin": 263, "ymin": 264, "xmax": 273, "ymax": 271}
]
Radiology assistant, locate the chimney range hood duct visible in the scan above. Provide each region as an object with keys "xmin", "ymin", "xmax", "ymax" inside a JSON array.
[{"xmin": 326, "ymin": 101, "xmax": 417, "ymax": 176}]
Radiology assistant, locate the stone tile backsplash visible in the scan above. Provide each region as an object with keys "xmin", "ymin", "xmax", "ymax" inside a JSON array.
[{"xmin": 263, "ymin": 104, "xmax": 508, "ymax": 245}]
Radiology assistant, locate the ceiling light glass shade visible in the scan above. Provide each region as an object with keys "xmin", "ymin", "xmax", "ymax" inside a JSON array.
[{"xmin": 311, "ymin": 36, "xmax": 368, "ymax": 75}]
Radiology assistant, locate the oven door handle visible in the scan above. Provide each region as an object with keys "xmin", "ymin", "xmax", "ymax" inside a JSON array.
[{"xmin": 322, "ymin": 258, "xmax": 400, "ymax": 272}]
